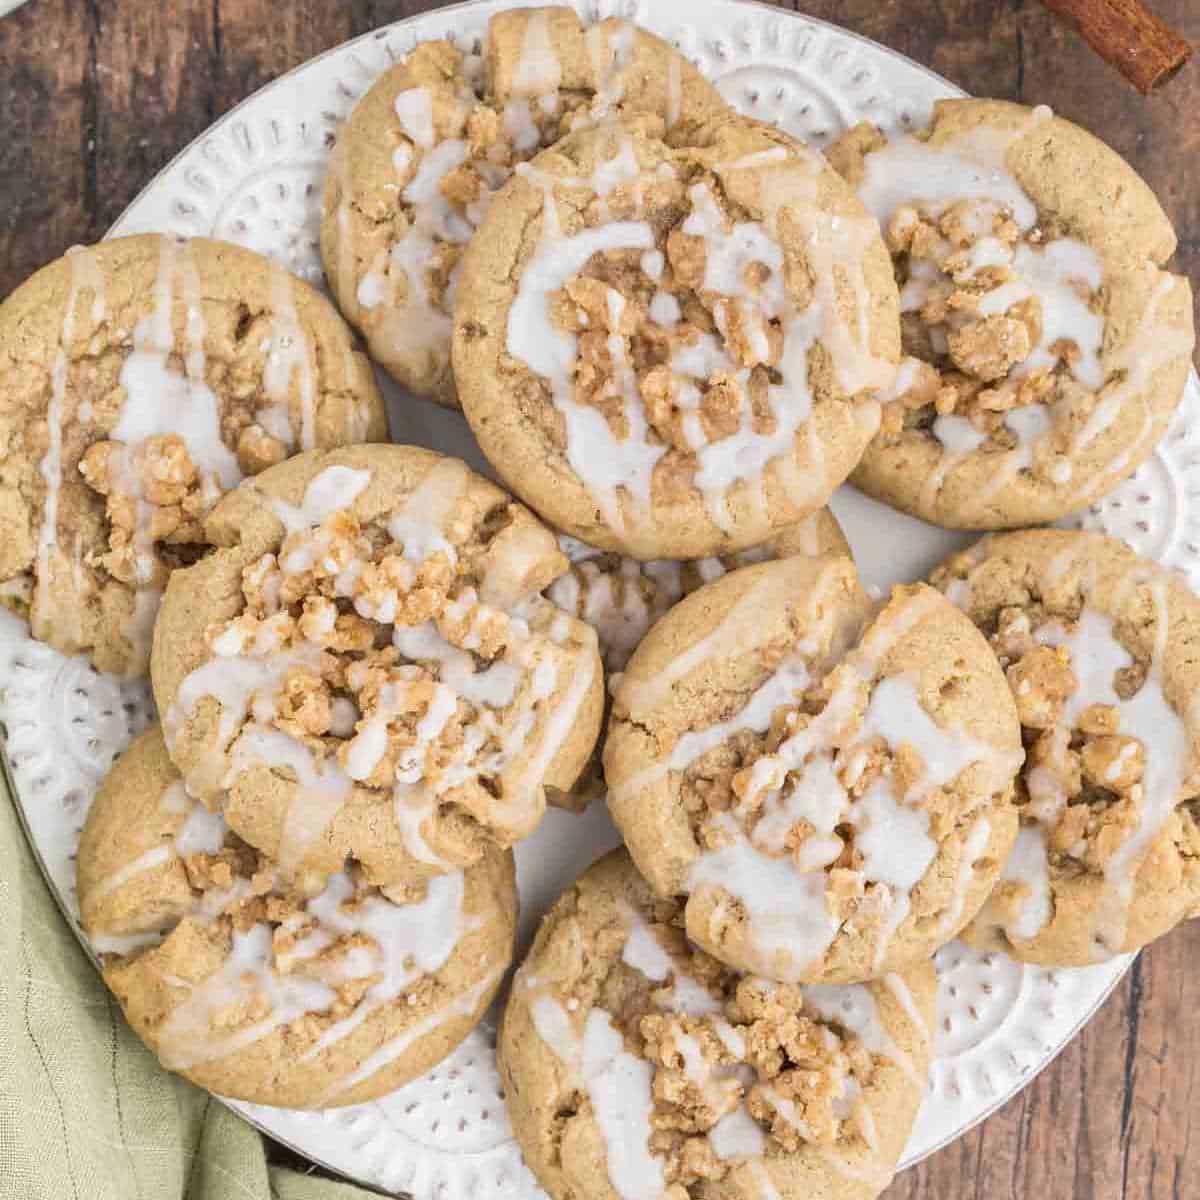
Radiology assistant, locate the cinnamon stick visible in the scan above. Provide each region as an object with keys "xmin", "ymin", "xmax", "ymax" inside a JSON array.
[{"xmin": 1039, "ymin": 0, "xmax": 1192, "ymax": 93}]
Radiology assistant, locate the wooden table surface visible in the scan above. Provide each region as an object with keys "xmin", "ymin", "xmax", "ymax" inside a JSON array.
[{"xmin": 0, "ymin": 2, "xmax": 1196, "ymax": 1198}]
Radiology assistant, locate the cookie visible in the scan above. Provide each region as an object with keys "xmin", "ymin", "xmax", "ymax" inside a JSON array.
[
  {"xmin": 77, "ymin": 727, "xmax": 515, "ymax": 1108},
  {"xmin": 544, "ymin": 507, "xmax": 851, "ymax": 815},
  {"xmin": 827, "ymin": 99, "xmax": 1194, "ymax": 529},
  {"xmin": 499, "ymin": 848, "xmax": 935, "ymax": 1200},
  {"xmin": 604, "ymin": 555, "xmax": 1022, "ymax": 983},
  {"xmin": 151, "ymin": 443, "xmax": 604, "ymax": 892},
  {"xmin": 0, "ymin": 234, "xmax": 387, "ymax": 677},
  {"xmin": 549, "ymin": 507, "xmax": 852, "ymax": 674},
  {"xmin": 931, "ymin": 529, "xmax": 1200, "ymax": 964},
  {"xmin": 322, "ymin": 6, "xmax": 727, "ymax": 408},
  {"xmin": 454, "ymin": 114, "xmax": 899, "ymax": 560}
]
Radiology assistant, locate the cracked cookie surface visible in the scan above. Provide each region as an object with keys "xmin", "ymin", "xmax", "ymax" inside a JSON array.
[
  {"xmin": 322, "ymin": 5, "xmax": 727, "ymax": 407},
  {"xmin": 604, "ymin": 555, "xmax": 1022, "ymax": 983},
  {"xmin": 827, "ymin": 98, "xmax": 1194, "ymax": 530},
  {"xmin": 0, "ymin": 234, "xmax": 387, "ymax": 677},
  {"xmin": 454, "ymin": 114, "xmax": 899, "ymax": 559},
  {"xmin": 931, "ymin": 529, "xmax": 1200, "ymax": 964},
  {"xmin": 499, "ymin": 849, "xmax": 934, "ymax": 1200},
  {"xmin": 152, "ymin": 443, "xmax": 604, "ymax": 892},
  {"xmin": 546, "ymin": 507, "xmax": 852, "ymax": 814},
  {"xmin": 78, "ymin": 726, "xmax": 515, "ymax": 1108},
  {"xmin": 549, "ymin": 506, "xmax": 851, "ymax": 675}
]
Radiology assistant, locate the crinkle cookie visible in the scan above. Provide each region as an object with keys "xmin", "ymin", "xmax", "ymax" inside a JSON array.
[
  {"xmin": 549, "ymin": 507, "xmax": 851, "ymax": 674},
  {"xmin": 546, "ymin": 508, "xmax": 851, "ymax": 815},
  {"xmin": 151, "ymin": 443, "xmax": 604, "ymax": 893},
  {"xmin": 604, "ymin": 555, "xmax": 1022, "ymax": 984},
  {"xmin": 78, "ymin": 727, "xmax": 515, "ymax": 1108},
  {"xmin": 0, "ymin": 234, "xmax": 387, "ymax": 677},
  {"xmin": 500, "ymin": 849, "xmax": 934, "ymax": 1200},
  {"xmin": 322, "ymin": 5, "xmax": 727, "ymax": 407},
  {"xmin": 454, "ymin": 115, "xmax": 899, "ymax": 560},
  {"xmin": 931, "ymin": 529, "xmax": 1200, "ymax": 964},
  {"xmin": 827, "ymin": 99, "xmax": 1194, "ymax": 530}
]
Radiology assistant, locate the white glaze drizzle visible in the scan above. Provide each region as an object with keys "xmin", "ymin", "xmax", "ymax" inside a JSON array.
[
  {"xmin": 512, "ymin": 9, "xmax": 562, "ymax": 95},
  {"xmin": 1033, "ymin": 592, "xmax": 1187, "ymax": 955},
  {"xmin": 385, "ymin": 457, "xmax": 467, "ymax": 564},
  {"xmin": 114, "ymin": 239, "xmax": 241, "ymax": 490},
  {"xmin": 854, "ymin": 107, "xmax": 1190, "ymax": 508},
  {"xmin": 33, "ymin": 246, "xmax": 102, "ymax": 652},
  {"xmin": 527, "ymin": 900, "xmax": 920, "ymax": 1197},
  {"xmin": 393, "ymin": 87, "xmax": 435, "ymax": 149},
  {"xmin": 685, "ymin": 599, "xmax": 976, "ymax": 978},
  {"xmin": 263, "ymin": 264, "xmax": 318, "ymax": 451},
  {"xmin": 1065, "ymin": 274, "xmax": 1194, "ymax": 505},
  {"xmin": 952, "ymin": 550, "xmax": 1193, "ymax": 955},
  {"xmin": 163, "ymin": 644, "xmax": 332, "ymax": 801},
  {"xmin": 157, "ymin": 866, "xmax": 470, "ymax": 1084},
  {"xmin": 85, "ymin": 780, "xmax": 228, "ymax": 915},
  {"xmin": 505, "ymin": 135, "xmax": 889, "ymax": 546},
  {"xmin": 269, "ymin": 464, "xmax": 373, "ymax": 533},
  {"xmin": 802, "ymin": 983, "xmax": 922, "ymax": 1089},
  {"xmin": 506, "ymin": 166, "xmax": 660, "ymax": 537},
  {"xmin": 934, "ymin": 814, "xmax": 994, "ymax": 938},
  {"xmin": 547, "ymin": 555, "xmax": 680, "ymax": 673},
  {"xmin": 113, "ymin": 239, "xmax": 242, "ymax": 666},
  {"xmin": 995, "ymin": 823, "xmax": 1054, "ymax": 941},
  {"xmin": 615, "ymin": 574, "xmax": 783, "ymax": 718},
  {"xmin": 315, "ymin": 965, "xmax": 503, "ymax": 1105},
  {"xmin": 86, "ymin": 845, "xmax": 175, "ymax": 906},
  {"xmin": 620, "ymin": 587, "xmax": 1016, "ymax": 978},
  {"xmin": 364, "ymin": 88, "xmax": 479, "ymax": 366},
  {"xmin": 176, "ymin": 456, "xmax": 593, "ymax": 873},
  {"xmin": 856, "ymin": 108, "xmax": 1051, "ymax": 232}
]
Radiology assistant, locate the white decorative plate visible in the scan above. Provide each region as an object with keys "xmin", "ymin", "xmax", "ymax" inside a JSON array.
[{"xmin": 4, "ymin": 0, "xmax": 1197, "ymax": 1195}]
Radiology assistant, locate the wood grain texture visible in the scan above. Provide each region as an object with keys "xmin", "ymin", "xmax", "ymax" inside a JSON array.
[
  {"xmin": 0, "ymin": 3, "xmax": 1196, "ymax": 1198},
  {"xmin": 1037, "ymin": 0, "xmax": 1191, "ymax": 94}
]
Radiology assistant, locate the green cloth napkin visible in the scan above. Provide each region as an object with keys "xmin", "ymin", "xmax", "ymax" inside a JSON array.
[{"xmin": 0, "ymin": 769, "xmax": 380, "ymax": 1200}]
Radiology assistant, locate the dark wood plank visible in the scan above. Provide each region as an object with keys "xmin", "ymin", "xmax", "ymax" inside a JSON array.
[
  {"xmin": 0, "ymin": 0, "xmax": 92, "ymax": 295},
  {"xmin": 90, "ymin": 0, "xmax": 218, "ymax": 236}
]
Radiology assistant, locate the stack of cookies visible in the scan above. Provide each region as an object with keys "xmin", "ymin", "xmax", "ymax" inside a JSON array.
[{"xmin": 1, "ymin": 6, "xmax": 1197, "ymax": 1199}]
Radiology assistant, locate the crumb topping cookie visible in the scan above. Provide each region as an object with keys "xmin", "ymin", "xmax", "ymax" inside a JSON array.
[
  {"xmin": 151, "ymin": 444, "xmax": 604, "ymax": 892},
  {"xmin": 78, "ymin": 727, "xmax": 515, "ymax": 1108},
  {"xmin": 500, "ymin": 849, "xmax": 934, "ymax": 1200},
  {"xmin": 931, "ymin": 530, "xmax": 1200, "ymax": 964},
  {"xmin": 827, "ymin": 99, "xmax": 1194, "ymax": 529},
  {"xmin": 0, "ymin": 235, "xmax": 387, "ymax": 677},
  {"xmin": 322, "ymin": 5, "xmax": 727, "ymax": 407},
  {"xmin": 604, "ymin": 556, "xmax": 1022, "ymax": 983},
  {"xmin": 545, "ymin": 508, "xmax": 851, "ymax": 814},
  {"xmin": 549, "ymin": 507, "xmax": 852, "ymax": 674},
  {"xmin": 454, "ymin": 115, "xmax": 899, "ymax": 559}
]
